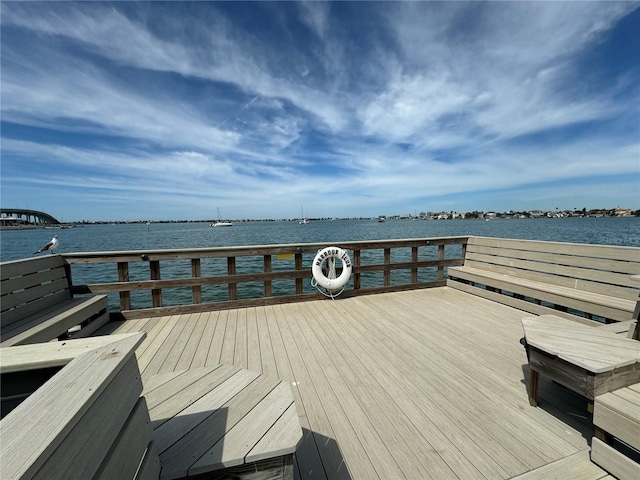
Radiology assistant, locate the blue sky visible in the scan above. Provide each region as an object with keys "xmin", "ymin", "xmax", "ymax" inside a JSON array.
[{"xmin": 1, "ymin": 1, "xmax": 639, "ymax": 221}]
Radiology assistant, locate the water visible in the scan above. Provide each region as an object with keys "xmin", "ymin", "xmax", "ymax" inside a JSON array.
[
  {"xmin": 3, "ymin": 217, "xmax": 639, "ymax": 262},
  {"xmin": 3, "ymin": 217, "xmax": 639, "ymax": 309}
]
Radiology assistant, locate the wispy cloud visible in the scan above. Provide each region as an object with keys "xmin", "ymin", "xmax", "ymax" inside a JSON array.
[{"xmin": 1, "ymin": 1, "xmax": 638, "ymax": 220}]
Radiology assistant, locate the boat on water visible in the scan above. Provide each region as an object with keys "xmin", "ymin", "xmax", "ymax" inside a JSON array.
[
  {"xmin": 299, "ymin": 206, "xmax": 309, "ymax": 224},
  {"xmin": 377, "ymin": 216, "xmax": 386, "ymax": 223},
  {"xmin": 211, "ymin": 207, "xmax": 233, "ymax": 227}
]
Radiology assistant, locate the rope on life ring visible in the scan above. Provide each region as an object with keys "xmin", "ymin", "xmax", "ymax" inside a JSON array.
[{"xmin": 311, "ymin": 246, "xmax": 352, "ymax": 297}]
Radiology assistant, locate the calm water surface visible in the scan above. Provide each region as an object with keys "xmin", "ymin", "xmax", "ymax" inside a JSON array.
[
  {"xmin": 2, "ymin": 217, "xmax": 638, "ymax": 261},
  {"xmin": 3, "ymin": 217, "xmax": 638, "ymax": 309}
]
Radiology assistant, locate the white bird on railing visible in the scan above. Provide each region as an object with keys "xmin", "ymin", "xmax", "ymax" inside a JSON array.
[{"xmin": 34, "ymin": 235, "xmax": 59, "ymax": 254}]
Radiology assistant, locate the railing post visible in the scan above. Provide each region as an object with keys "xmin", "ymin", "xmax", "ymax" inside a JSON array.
[
  {"xmin": 384, "ymin": 248, "xmax": 391, "ymax": 286},
  {"xmin": 228, "ymin": 256, "xmax": 237, "ymax": 300},
  {"xmin": 263, "ymin": 255, "xmax": 272, "ymax": 297},
  {"xmin": 353, "ymin": 249, "xmax": 361, "ymax": 290},
  {"xmin": 295, "ymin": 252, "xmax": 303, "ymax": 294},
  {"xmin": 437, "ymin": 244, "xmax": 445, "ymax": 281},
  {"xmin": 191, "ymin": 258, "xmax": 202, "ymax": 304},
  {"xmin": 117, "ymin": 262, "xmax": 131, "ymax": 311},
  {"xmin": 411, "ymin": 246, "xmax": 418, "ymax": 284},
  {"xmin": 150, "ymin": 260, "xmax": 162, "ymax": 307}
]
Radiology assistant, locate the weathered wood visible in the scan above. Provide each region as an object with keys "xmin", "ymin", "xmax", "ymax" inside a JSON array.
[
  {"xmin": 411, "ymin": 246, "xmax": 418, "ymax": 283},
  {"xmin": 65, "ymin": 238, "xmax": 465, "ymax": 315},
  {"xmin": 68, "ymin": 310, "xmax": 111, "ymax": 339},
  {"xmin": 295, "ymin": 252, "xmax": 304, "ymax": 294},
  {"xmin": 437, "ymin": 244, "xmax": 445, "ymax": 281},
  {"xmin": 446, "ymin": 278, "xmax": 599, "ymax": 324},
  {"xmin": 0, "ymin": 333, "xmax": 144, "ymax": 374},
  {"xmin": 2, "ymin": 270, "xmax": 68, "ymax": 311},
  {"xmin": 108, "ymin": 289, "xmax": 603, "ymax": 479},
  {"xmin": 150, "ymin": 260, "xmax": 162, "ymax": 308},
  {"xmin": 1, "ymin": 295, "xmax": 109, "ymax": 347},
  {"xmin": 450, "ymin": 265, "xmax": 638, "ymax": 322},
  {"xmin": 264, "ymin": 254, "xmax": 272, "ymax": 297},
  {"xmin": 464, "ymin": 257, "xmax": 638, "ymax": 300},
  {"xmin": 191, "ymin": 258, "xmax": 202, "ymax": 304},
  {"xmin": 353, "ymin": 249, "xmax": 361, "ymax": 289},
  {"xmin": 93, "ymin": 397, "xmax": 152, "ymax": 480},
  {"xmin": 448, "ymin": 236, "xmax": 640, "ymax": 323},
  {"xmin": 78, "ymin": 258, "xmax": 462, "ymax": 295},
  {"xmin": 467, "ymin": 236, "xmax": 639, "ymax": 263},
  {"xmin": 0, "ymin": 333, "xmax": 146, "ymax": 479},
  {"xmin": 509, "ymin": 450, "xmax": 607, "ymax": 480},
  {"xmin": 118, "ymin": 261, "xmax": 131, "ymax": 311},
  {"xmin": 32, "ymin": 356, "xmax": 142, "ymax": 480},
  {"xmin": 118, "ymin": 281, "xmax": 446, "ymax": 319},
  {"xmin": 523, "ymin": 316, "xmax": 640, "ymax": 373},
  {"xmin": 148, "ymin": 366, "xmax": 301, "ymax": 480},
  {"xmin": 0, "ymin": 254, "xmax": 66, "ymax": 280},
  {"xmin": 523, "ymin": 316, "xmax": 640, "ymax": 406},
  {"xmin": 1, "ymin": 255, "xmax": 72, "ymax": 326},
  {"xmin": 594, "ymin": 387, "xmax": 640, "ymax": 450},
  {"xmin": 62, "ymin": 237, "xmax": 469, "ymax": 264},
  {"xmin": 383, "ymin": 248, "xmax": 391, "ymax": 286},
  {"xmin": 591, "ymin": 437, "xmax": 640, "ymax": 480},
  {"xmin": 228, "ymin": 256, "xmax": 237, "ymax": 300}
]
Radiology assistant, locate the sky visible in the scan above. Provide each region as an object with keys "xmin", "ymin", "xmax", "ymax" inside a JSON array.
[{"xmin": 1, "ymin": 1, "xmax": 639, "ymax": 221}]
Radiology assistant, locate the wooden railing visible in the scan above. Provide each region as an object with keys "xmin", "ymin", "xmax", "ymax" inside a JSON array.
[{"xmin": 63, "ymin": 237, "xmax": 468, "ymax": 319}]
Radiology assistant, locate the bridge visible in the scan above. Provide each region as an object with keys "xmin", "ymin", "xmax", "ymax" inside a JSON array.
[{"xmin": 0, "ymin": 208, "xmax": 62, "ymax": 226}]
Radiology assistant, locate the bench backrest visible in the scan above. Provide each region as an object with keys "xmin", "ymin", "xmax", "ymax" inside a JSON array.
[
  {"xmin": 0, "ymin": 333, "xmax": 157, "ymax": 480},
  {"xmin": 464, "ymin": 237, "xmax": 640, "ymax": 301},
  {"xmin": 1, "ymin": 255, "xmax": 73, "ymax": 327}
]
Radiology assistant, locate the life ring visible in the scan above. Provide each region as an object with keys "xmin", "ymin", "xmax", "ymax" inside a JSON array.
[{"xmin": 312, "ymin": 246, "xmax": 352, "ymax": 290}]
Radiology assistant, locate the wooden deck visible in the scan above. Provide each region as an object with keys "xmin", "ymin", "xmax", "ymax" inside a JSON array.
[{"xmin": 97, "ymin": 287, "xmax": 608, "ymax": 480}]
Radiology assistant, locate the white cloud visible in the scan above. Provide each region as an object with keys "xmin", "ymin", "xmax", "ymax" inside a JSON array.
[{"xmin": 1, "ymin": 2, "xmax": 638, "ymax": 220}]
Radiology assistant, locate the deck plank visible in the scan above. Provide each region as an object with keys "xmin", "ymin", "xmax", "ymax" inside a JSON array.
[
  {"xmin": 205, "ymin": 309, "xmax": 228, "ymax": 367},
  {"xmin": 246, "ymin": 307, "xmax": 262, "ymax": 373},
  {"xmin": 302, "ymin": 299, "xmax": 462, "ymax": 480},
  {"xmin": 189, "ymin": 311, "xmax": 219, "ymax": 369},
  {"xmin": 265, "ymin": 305, "xmax": 332, "ymax": 480},
  {"xmin": 277, "ymin": 304, "xmax": 382, "ymax": 480},
  {"xmin": 105, "ymin": 287, "xmax": 596, "ymax": 480}
]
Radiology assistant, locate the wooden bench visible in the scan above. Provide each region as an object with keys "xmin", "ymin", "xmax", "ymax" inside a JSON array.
[
  {"xmin": 0, "ymin": 334, "xmax": 303, "ymax": 480},
  {"xmin": 592, "ymin": 384, "xmax": 640, "ymax": 480},
  {"xmin": 0, "ymin": 333, "xmax": 159, "ymax": 480},
  {"xmin": 447, "ymin": 236, "xmax": 640, "ymax": 323},
  {"xmin": 1, "ymin": 255, "xmax": 109, "ymax": 346},
  {"xmin": 144, "ymin": 365, "xmax": 302, "ymax": 480},
  {"xmin": 521, "ymin": 315, "xmax": 640, "ymax": 407}
]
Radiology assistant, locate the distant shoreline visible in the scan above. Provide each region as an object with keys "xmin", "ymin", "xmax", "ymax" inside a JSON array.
[{"xmin": 1, "ymin": 213, "xmax": 638, "ymax": 231}]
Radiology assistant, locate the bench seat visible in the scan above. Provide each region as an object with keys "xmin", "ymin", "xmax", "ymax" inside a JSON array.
[
  {"xmin": 449, "ymin": 266, "xmax": 636, "ymax": 322},
  {"xmin": 592, "ymin": 384, "xmax": 640, "ymax": 480},
  {"xmin": 447, "ymin": 236, "xmax": 640, "ymax": 324},
  {"xmin": 143, "ymin": 365, "xmax": 302, "ymax": 480},
  {"xmin": 1, "ymin": 295, "xmax": 108, "ymax": 347},
  {"xmin": 522, "ymin": 315, "xmax": 640, "ymax": 405},
  {"xmin": 0, "ymin": 333, "xmax": 152, "ymax": 480},
  {"xmin": 1, "ymin": 255, "xmax": 110, "ymax": 347}
]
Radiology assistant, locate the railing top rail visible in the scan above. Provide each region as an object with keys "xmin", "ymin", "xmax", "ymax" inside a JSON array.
[{"xmin": 61, "ymin": 236, "xmax": 470, "ymax": 264}]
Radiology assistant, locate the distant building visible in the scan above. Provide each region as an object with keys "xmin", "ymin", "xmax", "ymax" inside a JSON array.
[
  {"xmin": 0, "ymin": 215, "xmax": 23, "ymax": 227},
  {"xmin": 529, "ymin": 210, "xmax": 544, "ymax": 218},
  {"xmin": 614, "ymin": 207, "xmax": 632, "ymax": 217}
]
